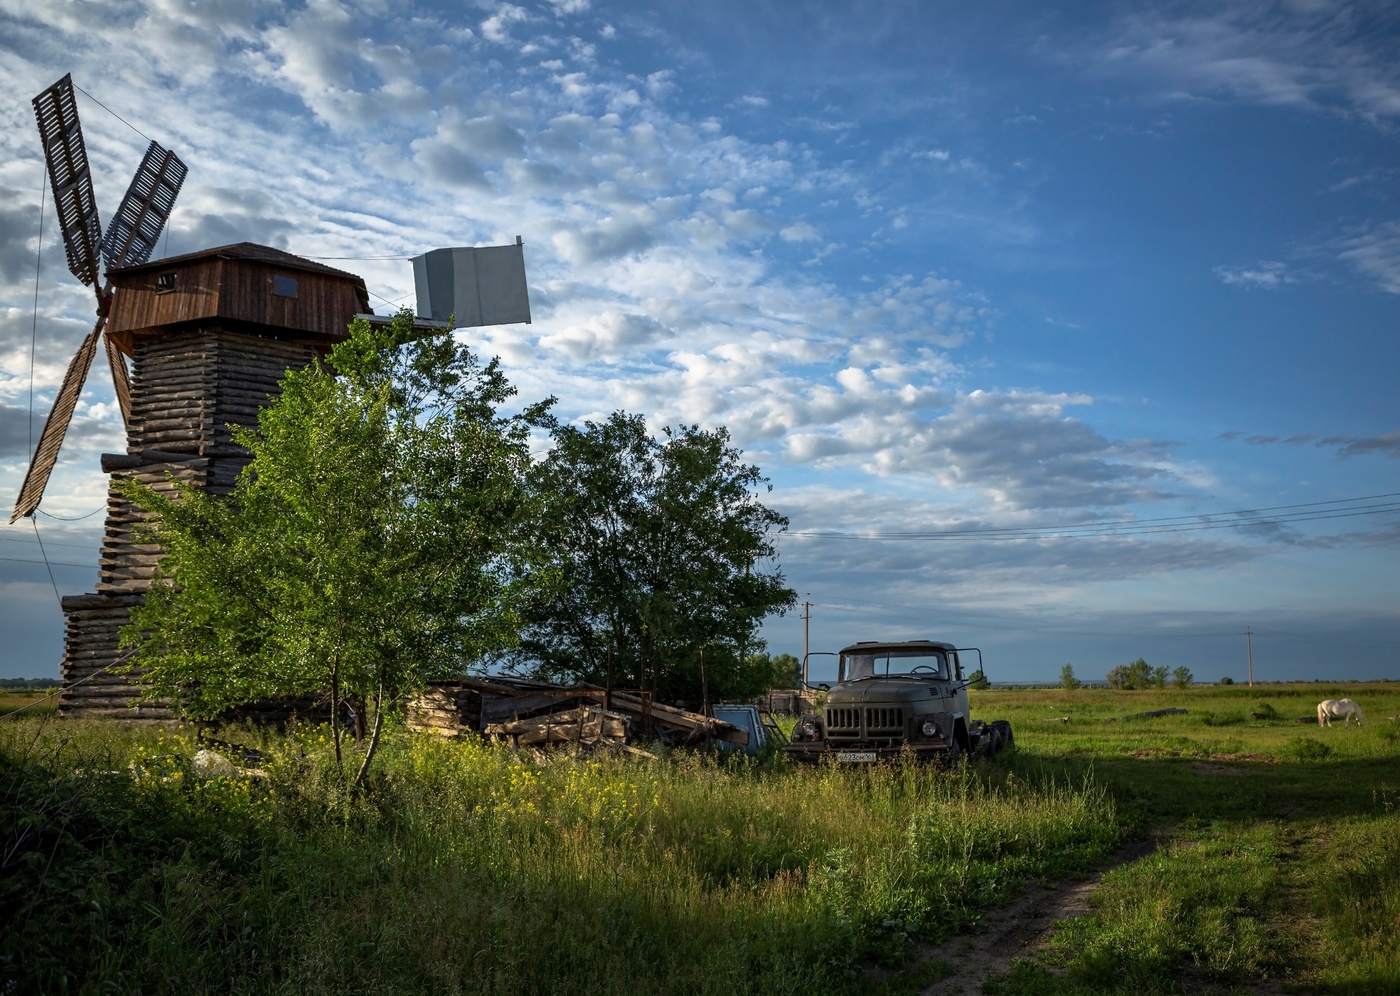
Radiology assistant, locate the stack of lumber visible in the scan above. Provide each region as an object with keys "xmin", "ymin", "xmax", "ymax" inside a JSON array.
[
  {"xmin": 407, "ymin": 675, "xmax": 747, "ymax": 750},
  {"xmin": 59, "ymin": 329, "xmax": 321, "ymax": 720}
]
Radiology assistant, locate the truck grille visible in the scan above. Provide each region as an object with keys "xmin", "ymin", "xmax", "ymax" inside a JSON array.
[
  {"xmin": 826, "ymin": 706, "xmax": 860, "ymax": 734},
  {"xmin": 824, "ymin": 705, "xmax": 905, "ymax": 740},
  {"xmin": 865, "ymin": 707, "xmax": 904, "ymax": 735}
]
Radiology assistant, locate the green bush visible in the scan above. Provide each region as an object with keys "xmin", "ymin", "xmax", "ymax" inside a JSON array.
[{"xmin": 1287, "ymin": 737, "xmax": 1334, "ymax": 761}]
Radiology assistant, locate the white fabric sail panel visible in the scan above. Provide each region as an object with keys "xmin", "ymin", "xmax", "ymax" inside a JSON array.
[{"xmin": 412, "ymin": 242, "xmax": 532, "ymax": 328}]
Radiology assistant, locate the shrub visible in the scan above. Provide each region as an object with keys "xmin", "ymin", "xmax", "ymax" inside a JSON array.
[
  {"xmin": 1287, "ymin": 737, "xmax": 1333, "ymax": 761},
  {"xmin": 1220, "ymin": 676, "xmax": 1235, "ymax": 686}
]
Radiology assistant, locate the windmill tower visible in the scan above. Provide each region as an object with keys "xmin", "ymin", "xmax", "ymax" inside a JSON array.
[{"xmin": 15, "ymin": 77, "xmax": 369, "ymax": 718}]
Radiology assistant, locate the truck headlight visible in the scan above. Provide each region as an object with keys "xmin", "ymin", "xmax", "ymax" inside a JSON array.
[
  {"xmin": 792, "ymin": 716, "xmax": 823, "ymax": 742},
  {"xmin": 918, "ymin": 716, "xmax": 941, "ymax": 738}
]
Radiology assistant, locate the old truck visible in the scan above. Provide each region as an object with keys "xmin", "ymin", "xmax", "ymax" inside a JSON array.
[{"xmin": 782, "ymin": 639, "xmax": 1013, "ymax": 764}]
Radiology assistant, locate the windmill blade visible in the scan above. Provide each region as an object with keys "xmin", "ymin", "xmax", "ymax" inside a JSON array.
[
  {"xmin": 103, "ymin": 332, "xmax": 133, "ymax": 426},
  {"xmin": 101, "ymin": 142, "xmax": 188, "ymax": 271},
  {"xmin": 33, "ymin": 74, "xmax": 102, "ymax": 288},
  {"xmin": 10, "ymin": 325, "xmax": 102, "ymax": 524}
]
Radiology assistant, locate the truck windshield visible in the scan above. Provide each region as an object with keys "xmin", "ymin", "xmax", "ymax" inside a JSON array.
[{"xmin": 842, "ymin": 652, "xmax": 948, "ymax": 680}]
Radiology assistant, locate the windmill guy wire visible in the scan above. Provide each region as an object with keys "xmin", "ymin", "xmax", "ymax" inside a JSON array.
[
  {"xmin": 73, "ymin": 82, "xmax": 151, "ymax": 142},
  {"xmin": 30, "ymin": 519, "xmax": 62, "ymax": 604}
]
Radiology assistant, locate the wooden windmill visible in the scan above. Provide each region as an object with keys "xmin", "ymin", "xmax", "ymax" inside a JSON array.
[
  {"xmin": 18, "ymin": 77, "xmax": 532, "ymax": 719},
  {"xmin": 14, "ymin": 76, "xmax": 370, "ymax": 718}
]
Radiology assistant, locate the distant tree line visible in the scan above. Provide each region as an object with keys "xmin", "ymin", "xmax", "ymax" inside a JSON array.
[
  {"xmin": 0, "ymin": 677, "xmax": 61, "ymax": 690},
  {"xmin": 1056, "ymin": 662, "xmax": 1195, "ymax": 690},
  {"xmin": 1103, "ymin": 659, "xmax": 1193, "ymax": 690}
]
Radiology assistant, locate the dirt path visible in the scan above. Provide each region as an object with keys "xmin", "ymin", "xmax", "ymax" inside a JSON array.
[{"xmin": 915, "ymin": 832, "xmax": 1166, "ymax": 995}]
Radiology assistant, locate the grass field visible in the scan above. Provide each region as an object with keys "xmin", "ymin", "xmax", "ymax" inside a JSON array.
[{"xmin": 1, "ymin": 681, "xmax": 1396, "ymax": 994}]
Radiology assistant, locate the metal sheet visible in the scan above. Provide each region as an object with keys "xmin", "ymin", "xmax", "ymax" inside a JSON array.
[
  {"xmin": 101, "ymin": 141, "xmax": 187, "ymax": 271},
  {"xmin": 32, "ymin": 74, "xmax": 101, "ymax": 288},
  {"xmin": 412, "ymin": 242, "xmax": 531, "ymax": 328}
]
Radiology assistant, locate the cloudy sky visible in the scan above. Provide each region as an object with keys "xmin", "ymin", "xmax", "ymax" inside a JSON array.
[{"xmin": 1, "ymin": 0, "xmax": 1398, "ymax": 684}]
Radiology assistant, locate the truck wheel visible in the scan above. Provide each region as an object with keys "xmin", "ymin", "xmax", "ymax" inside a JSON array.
[
  {"xmin": 992, "ymin": 720, "xmax": 1014, "ymax": 750},
  {"xmin": 943, "ymin": 735, "xmax": 962, "ymax": 768},
  {"xmin": 978, "ymin": 727, "xmax": 999, "ymax": 756}
]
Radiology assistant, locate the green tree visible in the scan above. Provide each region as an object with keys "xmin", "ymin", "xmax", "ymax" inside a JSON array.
[
  {"xmin": 1060, "ymin": 663, "xmax": 1080, "ymax": 690},
  {"xmin": 120, "ymin": 312, "xmax": 551, "ymax": 786},
  {"xmin": 518, "ymin": 412, "xmax": 796, "ymax": 703},
  {"xmin": 1172, "ymin": 666, "xmax": 1193, "ymax": 689},
  {"xmin": 1126, "ymin": 658, "xmax": 1153, "ymax": 689},
  {"xmin": 1106, "ymin": 665, "xmax": 1131, "ymax": 690},
  {"xmin": 966, "ymin": 669, "xmax": 991, "ymax": 690},
  {"xmin": 1150, "ymin": 664, "xmax": 1170, "ymax": 689},
  {"xmin": 770, "ymin": 652, "xmax": 802, "ymax": 689}
]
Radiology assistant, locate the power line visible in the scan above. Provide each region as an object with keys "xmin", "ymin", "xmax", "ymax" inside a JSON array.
[{"xmin": 787, "ymin": 492, "xmax": 1400, "ymax": 542}]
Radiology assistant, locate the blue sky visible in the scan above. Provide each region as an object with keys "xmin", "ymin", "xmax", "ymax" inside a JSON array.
[{"xmin": 1, "ymin": 0, "xmax": 1397, "ymax": 684}]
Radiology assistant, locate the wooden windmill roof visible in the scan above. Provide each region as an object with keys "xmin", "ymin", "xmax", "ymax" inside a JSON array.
[
  {"xmin": 106, "ymin": 242, "xmax": 372, "ymax": 352},
  {"xmin": 109, "ymin": 242, "xmax": 367, "ymax": 282}
]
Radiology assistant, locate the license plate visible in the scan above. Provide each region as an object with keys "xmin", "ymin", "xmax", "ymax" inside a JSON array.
[{"xmin": 836, "ymin": 751, "xmax": 877, "ymax": 763}]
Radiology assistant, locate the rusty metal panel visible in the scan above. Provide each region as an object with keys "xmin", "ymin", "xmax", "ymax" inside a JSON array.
[
  {"xmin": 412, "ymin": 241, "xmax": 532, "ymax": 328},
  {"xmin": 100, "ymin": 141, "xmax": 187, "ymax": 272},
  {"xmin": 33, "ymin": 74, "xmax": 101, "ymax": 288}
]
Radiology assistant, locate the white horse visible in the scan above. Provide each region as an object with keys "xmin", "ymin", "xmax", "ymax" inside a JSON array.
[{"xmin": 1317, "ymin": 698, "xmax": 1365, "ymax": 727}]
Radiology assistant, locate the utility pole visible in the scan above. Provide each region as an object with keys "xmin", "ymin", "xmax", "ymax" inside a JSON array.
[
  {"xmin": 802, "ymin": 598, "xmax": 811, "ymax": 687},
  {"xmin": 1246, "ymin": 627, "xmax": 1254, "ymax": 687}
]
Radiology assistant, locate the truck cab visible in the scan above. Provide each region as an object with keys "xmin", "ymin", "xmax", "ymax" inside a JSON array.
[{"xmin": 783, "ymin": 639, "xmax": 1010, "ymax": 764}]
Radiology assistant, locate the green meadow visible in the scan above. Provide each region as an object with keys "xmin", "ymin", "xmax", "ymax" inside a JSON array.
[{"xmin": 2, "ymin": 681, "xmax": 1396, "ymax": 994}]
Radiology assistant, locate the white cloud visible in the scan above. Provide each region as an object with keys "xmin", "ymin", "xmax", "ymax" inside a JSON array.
[
  {"xmin": 1334, "ymin": 221, "xmax": 1400, "ymax": 294},
  {"xmin": 780, "ymin": 222, "xmax": 820, "ymax": 243},
  {"xmin": 1090, "ymin": 5, "xmax": 1400, "ymax": 125},
  {"xmin": 482, "ymin": 3, "xmax": 530, "ymax": 44},
  {"xmin": 1215, "ymin": 259, "xmax": 1294, "ymax": 288}
]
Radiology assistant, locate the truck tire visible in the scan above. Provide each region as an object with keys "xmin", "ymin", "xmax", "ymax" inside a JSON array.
[
  {"xmin": 943, "ymin": 736, "xmax": 961, "ymax": 767},
  {"xmin": 992, "ymin": 720, "xmax": 1014, "ymax": 750}
]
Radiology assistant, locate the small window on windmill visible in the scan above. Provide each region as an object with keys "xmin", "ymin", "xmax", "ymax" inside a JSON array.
[
  {"xmin": 273, "ymin": 274, "xmax": 298, "ymax": 299},
  {"xmin": 155, "ymin": 272, "xmax": 177, "ymax": 293}
]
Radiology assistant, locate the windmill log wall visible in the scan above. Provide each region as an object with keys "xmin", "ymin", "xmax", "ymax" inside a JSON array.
[{"xmin": 59, "ymin": 330, "xmax": 324, "ymax": 719}]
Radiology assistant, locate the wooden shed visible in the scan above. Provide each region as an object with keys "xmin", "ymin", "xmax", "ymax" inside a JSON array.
[{"xmin": 59, "ymin": 244, "xmax": 369, "ymax": 719}]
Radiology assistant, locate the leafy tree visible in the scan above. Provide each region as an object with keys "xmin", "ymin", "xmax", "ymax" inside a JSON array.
[
  {"xmin": 1151, "ymin": 664, "xmax": 1170, "ymax": 689},
  {"xmin": 1220, "ymin": 675, "xmax": 1235, "ymax": 685},
  {"xmin": 120, "ymin": 312, "xmax": 551, "ymax": 786},
  {"xmin": 769, "ymin": 653, "xmax": 802, "ymax": 689},
  {"xmin": 966, "ymin": 669, "xmax": 991, "ymax": 690},
  {"xmin": 1126, "ymin": 658, "xmax": 1153, "ymax": 689},
  {"xmin": 1060, "ymin": 663, "xmax": 1080, "ymax": 690},
  {"xmin": 1106, "ymin": 665, "xmax": 1131, "ymax": 690},
  {"xmin": 1172, "ymin": 666, "xmax": 1193, "ymax": 689},
  {"xmin": 517, "ymin": 412, "xmax": 796, "ymax": 703}
]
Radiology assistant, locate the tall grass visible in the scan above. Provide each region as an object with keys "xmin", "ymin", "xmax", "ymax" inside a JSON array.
[{"xmin": 1, "ymin": 719, "xmax": 1123, "ymax": 995}]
